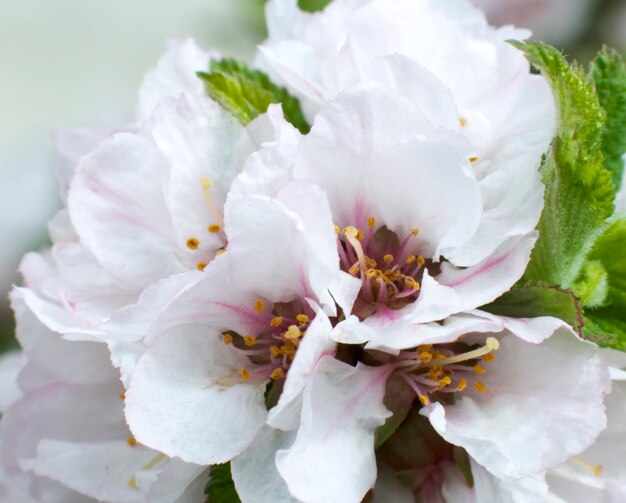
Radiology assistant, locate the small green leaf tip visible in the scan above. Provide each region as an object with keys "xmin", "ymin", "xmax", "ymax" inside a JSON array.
[
  {"xmin": 512, "ymin": 41, "xmax": 616, "ymax": 289},
  {"xmin": 588, "ymin": 47, "xmax": 626, "ymax": 189},
  {"xmin": 204, "ymin": 462, "xmax": 241, "ymax": 503},
  {"xmin": 583, "ymin": 218, "xmax": 626, "ymax": 350},
  {"xmin": 197, "ymin": 58, "xmax": 310, "ymax": 134}
]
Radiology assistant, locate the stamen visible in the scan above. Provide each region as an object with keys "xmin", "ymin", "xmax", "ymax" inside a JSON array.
[
  {"xmin": 474, "ymin": 382, "xmax": 487, "ymax": 393},
  {"xmin": 483, "ymin": 353, "xmax": 495, "ymax": 363},
  {"xmin": 196, "ymin": 262, "xmax": 207, "ymax": 271},
  {"xmin": 200, "ymin": 178, "xmax": 225, "ymax": 229},
  {"xmin": 460, "ymin": 117, "xmax": 468, "ymax": 127},
  {"xmin": 119, "ymin": 391, "xmax": 126, "ymax": 401},
  {"xmin": 186, "ymin": 238, "xmax": 200, "ymax": 250},
  {"xmin": 406, "ymin": 255, "xmax": 416, "ymax": 265},
  {"xmin": 457, "ymin": 379, "xmax": 467, "ymax": 391},
  {"xmin": 254, "ymin": 300, "xmax": 266, "ymax": 312},
  {"xmin": 244, "ymin": 336, "xmax": 257, "ymax": 347},
  {"xmin": 223, "ymin": 334, "xmax": 233, "ymax": 345},
  {"xmin": 296, "ymin": 314, "xmax": 309, "ymax": 325},
  {"xmin": 284, "ymin": 325, "xmax": 302, "ymax": 340},
  {"xmin": 127, "ymin": 436, "xmax": 137, "ymax": 447},
  {"xmin": 216, "ymin": 247, "xmax": 227, "ymax": 255},
  {"xmin": 240, "ymin": 369, "xmax": 251, "ymax": 380},
  {"xmin": 334, "ymin": 225, "xmax": 340, "ymax": 235},
  {"xmin": 208, "ymin": 224, "xmax": 220, "ymax": 233},
  {"xmin": 418, "ymin": 395, "xmax": 430, "ymax": 406},
  {"xmin": 271, "ymin": 368, "xmax": 285, "ymax": 380},
  {"xmin": 473, "ymin": 364, "xmax": 486, "ymax": 375},
  {"xmin": 383, "ymin": 254, "xmax": 394, "ymax": 264},
  {"xmin": 570, "ymin": 456, "xmax": 603, "ymax": 477},
  {"xmin": 343, "ymin": 226, "xmax": 368, "ymax": 273},
  {"xmin": 270, "ymin": 316, "xmax": 283, "ymax": 328},
  {"xmin": 427, "ymin": 337, "xmax": 499, "ymax": 367},
  {"xmin": 270, "ymin": 346, "xmax": 281, "ymax": 358},
  {"xmin": 469, "ymin": 157, "xmax": 478, "ymax": 163},
  {"xmin": 128, "ymin": 453, "xmax": 167, "ymax": 489}
]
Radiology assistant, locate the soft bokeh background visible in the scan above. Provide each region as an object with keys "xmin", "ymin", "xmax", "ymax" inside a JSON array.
[{"xmin": 0, "ymin": 0, "xmax": 624, "ymax": 352}]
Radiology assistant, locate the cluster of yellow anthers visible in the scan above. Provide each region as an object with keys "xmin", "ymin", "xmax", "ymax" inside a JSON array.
[
  {"xmin": 395, "ymin": 337, "xmax": 500, "ymax": 407},
  {"xmin": 221, "ymin": 299, "xmax": 313, "ymax": 383},
  {"xmin": 337, "ymin": 218, "xmax": 425, "ymax": 308},
  {"xmin": 184, "ymin": 178, "xmax": 228, "ymax": 271}
]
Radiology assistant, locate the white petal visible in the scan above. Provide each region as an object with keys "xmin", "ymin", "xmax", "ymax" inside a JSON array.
[
  {"xmin": 276, "ymin": 358, "xmax": 391, "ymax": 503},
  {"xmin": 142, "ymin": 460, "xmax": 207, "ymax": 503},
  {"xmin": 125, "ymin": 324, "xmax": 267, "ymax": 465},
  {"xmin": 267, "ymin": 309, "xmax": 335, "ymax": 431},
  {"xmin": 137, "ymin": 39, "xmax": 214, "ymax": 120},
  {"xmin": 425, "ymin": 330, "xmax": 611, "ymax": 478},
  {"xmin": 34, "ymin": 440, "xmax": 154, "ymax": 503},
  {"xmin": 0, "ymin": 352, "xmax": 23, "ymax": 413},
  {"xmin": 468, "ymin": 458, "xmax": 548, "ymax": 503},
  {"xmin": 68, "ymin": 133, "xmax": 183, "ymax": 289},
  {"xmin": 232, "ymin": 426, "xmax": 298, "ymax": 503}
]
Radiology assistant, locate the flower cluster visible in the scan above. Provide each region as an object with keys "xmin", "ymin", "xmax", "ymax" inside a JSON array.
[{"xmin": 2, "ymin": 1, "xmax": 626, "ymax": 502}]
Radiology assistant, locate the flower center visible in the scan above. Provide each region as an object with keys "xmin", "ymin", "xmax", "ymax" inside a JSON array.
[
  {"xmin": 393, "ymin": 337, "xmax": 500, "ymax": 406},
  {"xmin": 221, "ymin": 298, "xmax": 315, "ymax": 382},
  {"xmin": 337, "ymin": 217, "xmax": 425, "ymax": 318}
]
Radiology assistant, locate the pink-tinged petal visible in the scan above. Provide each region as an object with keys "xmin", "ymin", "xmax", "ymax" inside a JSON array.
[
  {"xmin": 68, "ymin": 133, "xmax": 183, "ymax": 289},
  {"xmin": 232, "ymin": 426, "xmax": 298, "ymax": 503},
  {"xmin": 152, "ymin": 255, "xmax": 265, "ymax": 338},
  {"xmin": 0, "ymin": 352, "xmax": 23, "ymax": 412},
  {"xmin": 11, "ymin": 290, "xmax": 116, "ymax": 385},
  {"xmin": 276, "ymin": 358, "xmax": 392, "ymax": 503},
  {"xmin": 142, "ymin": 461, "xmax": 207, "ymax": 503},
  {"xmin": 293, "ymin": 82, "xmax": 432, "ymax": 229},
  {"xmin": 437, "ymin": 233, "xmax": 538, "ymax": 312},
  {"xmin": 124, "ymin": 324, "xmax": 267, "ymax": 465},
  {"xmin": 267, "ymin": 308, "xmax": 335, "ymax": 431},
  {"xmin": 424, "ymin": 330, "xmax": 611, "ymax": 478},
  {"xmin": 136, "ymin": 39, "xmax": 214, "ymax": 120},
  {"xmin": 149, "ymin": 93, "xmax": 254, "ymax": 266},
  {"xmin": 467, "ymin": 458, "xmax": 548, "ymax": 503},
  {"xmin": 226, "ymin": 187, "xmax": 339, "ymax": 310},
  {"xmin": 368, "ymin": 130, "xmax": 480, "ymax": 260},
  {"xmin": 34, "ymin": 440, "xmax": 154, "ymax": 503}
]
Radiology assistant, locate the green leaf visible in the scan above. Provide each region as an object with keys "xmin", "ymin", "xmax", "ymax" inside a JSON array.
[
  {"xmin": 204, "ymin": 463, "xmax": 241, "ymax": 503},
  {"xmin": 510, "ymin": 41, "xmax": 615, "ymax": 289},
  {"xmin": 583, "ymin": 218, "xmax": 626, "ymax": 350},
  {"xmin": 298, "ymin": 0, "xmax": 332, "ymax": 12},
  {"xmin": 197, "ymin": 59, "xmax": 310, "ymax": 134},
  {"xmin": 588, "ymin": 48, "xmax": 626, "ymax": 189},
  {"xmin": 453, "ymin": 447, "xmax": 474, "ymax": 488},
  {"xmin": 483, "ymin": 284, "xmax": 584, "ymax": 334}
]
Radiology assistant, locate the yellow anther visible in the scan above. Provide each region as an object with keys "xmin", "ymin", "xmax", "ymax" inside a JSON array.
[
  {"xmin": 406, "ymin": 255, "xmax": 417, "ymax": 265},
  {"xmin": 475, "ymin": 382, "xmax": 487, "ymax": 393},
  {"xmin": 254, "ymin": 300, "xmax": 265, "ymax": 312},
  {"xmin": 483, "ymin": 353, "xmax": 495, "ymax": 363},
  {"xmin": 200, "ymin": 177, "xmax": 213, "ymax": 188},
  {"xmin": 223, "ymin": 334, "xmax": 233, "ymax": 345},
  {"xmin": 404, "ymin": 277, "xmax": 420, "ymax": 290},
  {"xmin": 196, "ymin": 262, "xmax": 207, "ymax": 271},
  {"xmin": 296, "ymin": 314, "xmax": 309, "ymax": 325},
  {"xmin": 411, "ymin": 228, "xmax": 419, "ymax": 237},
  {"xmin": 418, "ymin": 395, "xmax": 430, "ymax": 406},
  {"xmin": 349, "ymin": 264, "xmax": 361, "ymax": 276},
  {"xmin": 459, "ymin": 117, "xmax": 468, "ymax": 127},
  {"xmin": 356, "ymin": 229, "xmax": 364, "ymax": 240},
  {"xmin": 418, "ymin": 351, "xmax": 433, "ymax": 363},
  {"xmin": 271, "ymin": 368, "xmax": 285, "ymax": 380},
  {"xmin": 457, "ymin": 379, "xmax": 467, "ymax": 391},
  {"xmin": 473, "ymin": 364, "xmax": 486, "ymax": 375},
  {"xmin": 570, "ymin": 456, "xmax": 604, "ymax": 477},
  {"xmin": 244, "ymin": 336, "xmax": 257, "ymax": 347},
  {"xmin": 285, "ymin": 325, "xmax": 302, "ymax": 340},
  {"xmin": 439, "ymin": 376, "xmax": 452, "ymax": 388},
  {"xmin": 334, "ymin": 225, "xmax": 340, "ymax": 235},
  {"xmin": 365, "ymin": 257, "xmax": 378, "ymax": 268},
  {"xmin": 127, "ymin": 436, "xmax": 137, "ymax": 447},
  {"xmin": 470, "ymin": 156, "xmax": 479, "ymax": 163},
  {"xmin": 367, "ymin": 216, "xmax": 376, "ymax": 229},
  {"xmin": 240, "ymin": 369, "xmax": 251, "ymax": 380},
  {"xmin": 383, "ymin": 254, "xmax": 394, "ymax": 264},
  {"xmin": 270, "ymin": 316, "xmax": 283, "ymax": 328},
  {"xmin": 208, "ymin": 224, "xmax": 220, "ymax": 233},
  {"xmin": 186, "ymin": 238, "xmax": 200, "ymax": 250},
  {"xmin": 428, "ymin": 367, "xmax": 443, "ymax": 380},
  {"xmin": 270, "ymin": 346, "xmax": 282, "ymax": 358},
  {"xmin": 282, "ymin": 342, "xmax": 296, "ymax": 359},
  {"xmin": 216, "ymin": 247, "xmax": 227, "ymax": 255},
  {"xmin": 366, "ymin": 268, "xmax": 378, "ymax": 279},
  {"xmin": 417, "ymin": 256, "xmax": 426, "ymax": 266}
]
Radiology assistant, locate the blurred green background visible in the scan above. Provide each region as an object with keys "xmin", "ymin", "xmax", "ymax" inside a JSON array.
[{"xmin": 0, "ymin": 0, "xmax": 624, "ymax": 355}]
